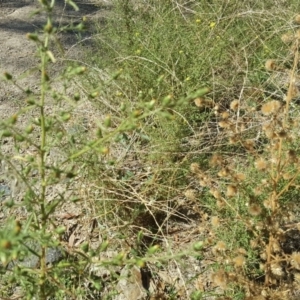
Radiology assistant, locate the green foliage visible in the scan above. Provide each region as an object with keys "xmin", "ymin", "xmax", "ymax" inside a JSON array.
[{"xmin": 0, "ymin": 0, "xmax": 174, "ymax": 298}]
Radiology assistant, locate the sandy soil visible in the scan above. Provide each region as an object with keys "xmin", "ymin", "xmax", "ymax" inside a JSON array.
[
  {"xmin": 0, "ymin": 0, "xmax": 112, "ymax": 206},
  {"xmin": 0, "ymin": 0, "xmax": 110, "ymax": 105}
]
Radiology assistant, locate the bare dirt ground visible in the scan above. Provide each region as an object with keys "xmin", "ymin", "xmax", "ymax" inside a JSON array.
[
  {"xmin": 0, "ymin": 0, "xmax": 109, "ymax": 104},
  {"xmin": 0, "ymin": 0, "xmax": 110, "ymax": 197}
]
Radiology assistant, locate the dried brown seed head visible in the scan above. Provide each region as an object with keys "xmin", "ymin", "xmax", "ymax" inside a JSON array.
[
  {"xmin": 210, "ymin": 154, "xmax": 223, "ymax": 166},
  {"xmin": 234, "ymin": 173, "xmax": 246, "ymax": 182},
  {"xmin": 260, "ymin": 252, "xmax": 267, "ymax": 260},
  {"xmin": 270, "ymin": 263, "xmax": 284, "ymax": 277},
  {"xmin": 263, "ymin": 199, "xmax": 272, "ymax": 209},
  {"xmin": 254, "ymin": 158, "xmax": 267, "ymax": 171},
  {"xmin": 211, "ymin": 216, "xmax": 220, "ymax": 227},
  {"xmin": 227, "ymin": 185, "xmax": 237, "ymax": 197},
  {"xmin": 253, "ymin": 186, "xmax": 262, "ymax": 196},
  {"xmin": 261, "ymin": 100, "xmax": 281, "ymax": 116},
  {"xmin": 250, "ymin": 239, "xmax": 258, "ymax": 249},
  {"xmin": 194, "ymin": 97, "xmax": 214, "ymax": 108},
  {"xmin": 291, "ymin": 252, "xmax": 300, "ymax": 270},
  {"xmin": 243, "ymin": 139, "xmax": 255, "ymax": 151},
  {"xmin": 294, "ymin": 14, "xmax": 300, "ymax": 24},
  {"xmin": 229, "ymin": 135, "xmax": 239, "ymax": 144},
  {"xmin": 237, "ymin": 248, "xmax": 247, "ymax": 255},
  {"xmin": 294, "ymin": 272, "xmax": 300, "ymax": 283},
  {"xmin": 190, "ymin": 163, "xmax": 200, "ymax": 174},
  {"xmin": 271, "ymin": 240, "xmax": 281, "ymax": 253},
  {"xmin": 218, "ymin": 120, "xmax": 232, "ymax": 128},
  {"xmin": 230, "ymin": 99, "xmax": 239, "ymax": 111},
  {"xmin": 281, "ymin": 33, "xmax": 294, "ymax": 44},
  {"xmin": 216, "ymin": 199, "xmax": 225, "ymax": 208},
  {"xmin": 221, "ymin": 111, "xmax": 230, "ymax": 119},
  {"xmin": 232, "ymin": 255, "xmax": 246, "ymax": 267},
  {"xmin": 210, "ymin": 270, "xmax": 228, "ymax": 289},
  {"xmin": 265, "ymin": 59, "xmax": 277, "ymax": 71},
  {"xmin": 210, "ymin": 189, "xmax": 221, "ymax": 199},
  {"xmin": 184, "ymin": 189, "xmax": 196, "ymax": 201},
  {"xmin": 248, "ymin": 204, "xmax": 262, "ymax": 216},
  {"xmin": 218, "ymin": 168, "xmax": 230, "ymax": 178},
  {"xmin": 194, "ymin": 97, "xmax": 205, "ymax": 107},
  {"xmin": 215, "ymin": 241, "xmax": 227, "ymax": 251}
]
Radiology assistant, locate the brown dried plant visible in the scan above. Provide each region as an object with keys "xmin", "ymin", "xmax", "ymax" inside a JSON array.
[{"xmin": 189, "ymin": 21, "xmax": 300, "ymax": 299}]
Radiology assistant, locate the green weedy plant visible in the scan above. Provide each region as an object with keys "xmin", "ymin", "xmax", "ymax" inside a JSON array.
[
  {"xmin": 0, "ymin": 0, "xmax": 97, "ymax": 298},
  {"xmin": 0, "ymin": 1, "xmax": 187, "ymax": 299},
  {"xmin": 90, "ymin": 0, "xmax": 296, "ymax": 175}
]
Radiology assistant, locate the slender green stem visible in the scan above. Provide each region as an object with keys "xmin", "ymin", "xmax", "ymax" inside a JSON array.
[{"xmin": 38, "ymin": 15, "xmax": 51, "ymax": 300}]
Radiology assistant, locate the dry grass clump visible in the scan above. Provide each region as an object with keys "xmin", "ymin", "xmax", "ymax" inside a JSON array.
[{"xmin": 187, "ymin": 22, "xmax": 300, "ymax": 298}]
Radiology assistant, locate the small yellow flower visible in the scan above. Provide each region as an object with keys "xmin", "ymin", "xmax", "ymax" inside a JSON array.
[
  {"xmin": 135, "ymin": 49, "xmax": 141, "ymax": 55},
  {"xmin": 196, "ymin": 18, "xmax": 201, "ymax": 24},
  {"xmin": 210, "ymin": 22, "xmax": 216, "ymax": 28},
  {"xmin": 185, "ymin": 76, "xmax": 191, "ymax": 81},
  {"xmin": 179, "ymin": 50, "xmax": 184, "ymax": 54}
]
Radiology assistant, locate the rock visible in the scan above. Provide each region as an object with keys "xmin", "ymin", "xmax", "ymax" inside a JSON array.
[
  {"xmin": 8, "ymin": 242, "xmax": 64, "ymax": 269},
  {"xmin": 0, "ymin": 184, "xmax": 11, "ymax": 200},
  {"xmin": 114, "ymin": 265, "xmax": 149, "ymax": 300}
]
